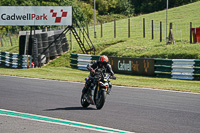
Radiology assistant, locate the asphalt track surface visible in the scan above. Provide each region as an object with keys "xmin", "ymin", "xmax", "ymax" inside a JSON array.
[{"xmin": 0, "ymin": 75, "xmax": 200, "ymax": 133}]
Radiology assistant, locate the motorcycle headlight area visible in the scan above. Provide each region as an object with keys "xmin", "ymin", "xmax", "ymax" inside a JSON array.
[{"xmin": 99, "ymin": 81, "xmax": 109, "ymax": 87}]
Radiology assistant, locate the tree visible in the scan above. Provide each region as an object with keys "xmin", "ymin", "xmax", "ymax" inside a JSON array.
[
  {"xmin": 0, "ymin": 0, "xmax": 18, "ymax": 6},
  {"xmin": 131, "ymin": 0, "xmax": 200, "ymax": 14},
  {"xmin": 116, "ymin": 0, "xmax": 134, "ymax": 16},
  {"xmin": 81, "ymin": 2, "xmax": 97, "ymax": 22},
  {"xmin": 96, "ymin": 0, "xmax": 118, "ymax": 15}
]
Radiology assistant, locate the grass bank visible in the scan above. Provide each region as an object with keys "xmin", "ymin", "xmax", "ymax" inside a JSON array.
[
  {"xmin": 0, "ymin": 67, "xmax": 200, "ymax": 93},
  {"xmin": 100, "ymin": 38, "xmax": 200, "ymax": 59},
  {"xmin": 73, "ymin": 1, "xmax": 200, "ymax": 59}
]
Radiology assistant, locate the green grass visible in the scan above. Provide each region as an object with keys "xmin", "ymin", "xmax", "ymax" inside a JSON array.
[
  {"xmin": 100, "ymin": 39, "xmax": 200, "ymax": 58},
  {"xmin": 97, "ymin": 14, "xmax": 128, "ymax": 22},
  {"xmin": 0, "ymin": 67, "xmax": 200, "ymax": 93},
  {"xmin": 45, "ymin": 51, "xmax": 72, "ymax": 67},
  {"xmin": 0, "ymin": 35, "xmax": 19, "ymax": 53},
  {"xmin": 69, "ymin": 1, "xmax": 200, "ymax": 59}
]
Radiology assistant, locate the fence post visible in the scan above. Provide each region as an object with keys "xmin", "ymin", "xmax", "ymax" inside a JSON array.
[
  {"xmin": 128, "ymin": 18, "xmax": 130, "ymax": 38},
  {"xmin": 0, "ymin": 36, "xmax": 3, "ymax": 47},
  {"xmin": 24, "ymin": 31, "xmax": 29, "ymax": 55},
  {"xmin": 169, "ymin": 22, "xmax": 172, "ymax": 41},
  {"xmin": 70, "ymin": 30, "xmax": 73, "ymax": 50},
  {"xmin": 170, "ymin": 22, "xmax": 173, "ymax": 31},
  {"xmin": 152, "ymin": 20, "xmax": 154, "ymax": 40},
  {"xmin": 101, "ymin": 21, "xmax": 103, "ymax": 38},
  {"xmin": 45, "ymin": 27, "xmax": 48, "ymax": 32},
  {"xmin": 168, "ymin": 22, "xmax": 175, "ymax": 44},
  {"xmin": 8, "ymin": 32, "xmax": 13, "ymax": 46},
  {"xmin": 143, "ymin": 18, "xmax": 145, "ymax": 38},
  {"xmin": 190, "ymin": 22, "xmax": 192, "ymax": 43},
  {"xmin": 33, "ymin": 37, "xmax": 38, "ymax": 67},
  {"xmin": 114, "ymin": 19, "xmax": 116, "ymax": 38},
  {"xmin": 28, "ymin": 26, "xmax": 33, "ymax": 55},
  {"xmin": 160, "ymin": 21, "xmax": 162, "ymax": 42},
  {"xmin": 83, "ymin": 27, "xmax": 85, "ymax": 44}
]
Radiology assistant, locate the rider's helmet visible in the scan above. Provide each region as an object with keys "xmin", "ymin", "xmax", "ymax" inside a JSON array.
[{"xmin": 99, "ymin": 55, "xmax": 109, "ymax": 65}]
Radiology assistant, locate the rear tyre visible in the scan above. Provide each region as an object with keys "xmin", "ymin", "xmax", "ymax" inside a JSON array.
[
  {"xmin": 81, "ymin": 93, "xmax": 90, "ymax": 108},
  {"xmin": 96, "ymin": 90, "xmax": 106, "ymax": 110}
]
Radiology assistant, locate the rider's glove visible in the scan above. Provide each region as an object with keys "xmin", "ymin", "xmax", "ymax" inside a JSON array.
[
  {"xmin": 111, "ymin": 75, "xmax": 116, "ymax": 80},
  {"xmin": 91, "ymin": 69, "xmax": 95, "ymax": 75}
]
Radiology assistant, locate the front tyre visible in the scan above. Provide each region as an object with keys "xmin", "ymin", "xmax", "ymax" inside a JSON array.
[
  {"xmin": 81, "ymin": 93, "xmax": 90, "ymax": 108},
  {"xmin": 96, "ymin": 90, "xmax": 106, "ymax": 110}
]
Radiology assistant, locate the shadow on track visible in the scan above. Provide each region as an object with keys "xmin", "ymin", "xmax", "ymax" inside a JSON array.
[{"xmin": 44, "ymin": 106, "xmax": 95, "ymax": 111}]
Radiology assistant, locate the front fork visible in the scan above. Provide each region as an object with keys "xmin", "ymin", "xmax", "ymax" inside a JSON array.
[{"xmin": 96, "ymin": 84, "xmax": 107, "ymax": 101}]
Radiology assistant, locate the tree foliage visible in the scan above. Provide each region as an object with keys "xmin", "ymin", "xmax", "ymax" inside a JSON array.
[
  {"xmin": 95, "ymin": 0, "xmax": 117, "ymax": 15},
  {"xmin": 80, "ymin": 2, "xmax": 96, "ymax": 22},
  {"xmin": 131, "ymin": 0, "xmax": 200, "ymax": 14},
  {"xmin": 115, "ymin": 0, "xmax": 134, "ymax": 16},
  {"xmin": 82, "ymin": 0, "xmax": 133, "ymax": 16}
]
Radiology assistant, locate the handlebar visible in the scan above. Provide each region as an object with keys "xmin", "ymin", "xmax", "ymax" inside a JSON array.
[
  {"xmin": 110, "ymin": 76, "xmax": 116, "ymax": 80},
  {"xmin": 91, "ymin": 68, "xmax": 116, "ymax": 80}
]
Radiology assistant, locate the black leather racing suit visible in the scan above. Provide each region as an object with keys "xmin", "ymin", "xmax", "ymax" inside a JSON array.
[
  {"xmin": 87, "ymin": 61, "xmax": 115, "ymax": 76},
  {"xmin": 82, "ymin": 61, "xmax": 115, "ymax": 94}
]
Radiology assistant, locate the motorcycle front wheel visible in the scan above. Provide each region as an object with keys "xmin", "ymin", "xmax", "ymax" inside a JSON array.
[
  {"xmin": 81, "ymin": 93, "xmax": 90, "ymax": 108},
  {"xmin": 96, "ymin": 90, "xmax": 106, "ymax": 110}
]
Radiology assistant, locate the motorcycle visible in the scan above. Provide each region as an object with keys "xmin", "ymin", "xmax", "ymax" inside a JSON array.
[{"xmin": 81, "ymin": 69, "xmax": 115, "ymax": 109}]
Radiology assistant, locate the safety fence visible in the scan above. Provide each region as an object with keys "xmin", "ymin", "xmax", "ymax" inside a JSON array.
[
  {"xmin": 70, "ymin": 53, "xmax": 100, "ymax": 70},
  {"xmin": 0, "ymin": 51, "xmax": 32, "ymax": 69},
  {"xmin": 75, "ymin": 19, "xmax": 200, "ymax": 44},
  {"xmin": 155, "ymin": 59, "xmax": 200, "ymax": 80},
  {"xmin": 70, "ymin": 53, "xmax": 200, "ymax": 80}
]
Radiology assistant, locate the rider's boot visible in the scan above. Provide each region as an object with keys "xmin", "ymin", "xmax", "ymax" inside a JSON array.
[
  {"xmin": 107, "ymin": 81, "xmax": 112, "ymax": 95},
  {"xmin": 107, "ymin": 87, "xmax": 111, "ymax": 95}
]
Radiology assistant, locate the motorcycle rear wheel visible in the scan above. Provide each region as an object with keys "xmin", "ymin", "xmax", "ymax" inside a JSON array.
[
  {"xmin": 96, "ymin": 90, "xmax": 106, "ymax": 110},
  {"xmin": 81, "ymin": 93, "xmax": 90, "ymax": 108}
]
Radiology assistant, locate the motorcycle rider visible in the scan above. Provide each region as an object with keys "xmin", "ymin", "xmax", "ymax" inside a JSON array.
[{"xmin": 82, "ymin": 55, "xmax": 116, "ymax": 95}]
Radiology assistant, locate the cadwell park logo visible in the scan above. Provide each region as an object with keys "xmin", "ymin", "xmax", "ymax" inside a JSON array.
[
  {"xmin": 0, "ymin": 9, "xmax": 68, "ymax": 23},
  {"xmin": 50, "ymin": 9, "xmax": 68, "ymax": 23}
]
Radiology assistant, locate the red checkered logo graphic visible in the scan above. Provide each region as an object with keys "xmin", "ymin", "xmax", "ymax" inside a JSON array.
[{"xmin": 50, "ymin": 9, "xmax": 68, "ymax": 23}]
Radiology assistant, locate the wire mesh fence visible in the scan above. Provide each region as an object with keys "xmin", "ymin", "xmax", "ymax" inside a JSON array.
[
  {"xmin": 70, "ymin": 19, "xmax": 200, "ymax": 46},
  {"xmin": 1, "ymin": 18, "xmax": 200, "ymax": 53},
  {"xmin": 0, "ymin": 32, "xmax": 19, "ymax": 47}
]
